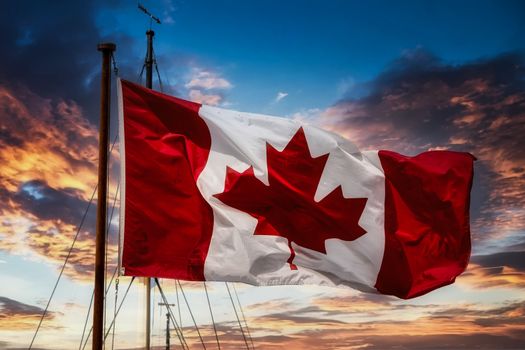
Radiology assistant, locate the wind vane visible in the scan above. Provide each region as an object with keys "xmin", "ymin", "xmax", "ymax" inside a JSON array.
[{"xmin": 138, "ymin": 2, "xmax": 161, "ymax": 29}]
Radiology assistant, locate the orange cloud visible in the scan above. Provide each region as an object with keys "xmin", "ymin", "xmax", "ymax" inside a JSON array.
[
  {"xmin": 0, "ymin": 297, "xmax": 57, "ymax": 330},
  {"xmin": 457, "ymin": 264, "xmax": 525, "ymax": 289},
  {"xmin": 0, "ymin": 85, "xmax": 98, "ymax": 199}
]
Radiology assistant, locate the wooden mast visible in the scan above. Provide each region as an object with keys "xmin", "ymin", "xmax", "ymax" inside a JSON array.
[{"xmin": 93, "ymin": 42, "xmax": 116, "ymax": 350}]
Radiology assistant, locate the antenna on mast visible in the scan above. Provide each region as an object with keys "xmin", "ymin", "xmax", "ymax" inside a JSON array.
[{"xmin": 158, "ymin": 302, "xmax": 176, "ymax": 350}]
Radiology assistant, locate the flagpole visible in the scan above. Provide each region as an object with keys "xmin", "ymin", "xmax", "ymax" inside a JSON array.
[
  {"xmin": 93, "ymin": 42, "xmax": 116, "ymax": 350},
  {"xmin": 144, "ymin": 28, "xmax": 154, "ymax": 350}
]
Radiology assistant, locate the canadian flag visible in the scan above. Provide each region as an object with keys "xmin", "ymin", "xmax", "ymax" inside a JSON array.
[{"xmin": 118, "ymin": 79, "xmax": 474, "ymax": 299}]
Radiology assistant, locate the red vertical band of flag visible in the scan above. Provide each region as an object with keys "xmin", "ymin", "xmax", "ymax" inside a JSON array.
[
  {"xmin": 375, "ymin": 150, "xmax": 475, "ymax": 299},
  {"xmin": 121, "ymin": 81, "xmax": 213, "ymax": 280}
]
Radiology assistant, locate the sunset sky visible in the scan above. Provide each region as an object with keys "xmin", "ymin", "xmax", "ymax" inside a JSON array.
[{"xmin": 1, "ymin": 0, "xmax": 524, "ymax": 349}]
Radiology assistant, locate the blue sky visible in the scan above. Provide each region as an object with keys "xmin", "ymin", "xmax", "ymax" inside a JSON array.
[
  {"xmin": 95, "ymin": 0, "xmax": 525, "ymax": 114},
  {"xmin": 1, "ymin": 1, "xmax": 524, "ymax": 349}
]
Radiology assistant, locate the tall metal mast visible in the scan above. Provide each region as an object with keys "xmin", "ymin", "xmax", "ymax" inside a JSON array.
[
  {"xmin": 146, "ymin": 30, "xmax": 155, "ymax": 89},
  {"xmin": 138, "ymin": 4, "xmax": 161, "ymax": 349},
  {"xmin": 93, "ymin": 42, "xmax": 116, "ymax": 350}
]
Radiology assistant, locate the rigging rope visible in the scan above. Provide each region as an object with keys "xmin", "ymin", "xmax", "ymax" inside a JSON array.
[
  {"xmin": 177, "ymin": 280, "xmax": 207, "ymax": 349},
  {"xmin": 175, "ymin": 279, "xmax": 182, "ymax": 332},
  {"xmin": 111, "ymin": 53, "xmax": 120, "ymax": 77},
  {"xmin": 78, "ymin": 256, "xmax": 119, "ymax": 350},
  {"xmin": 138, "ymin": 46, "xmax": 148, "ymax": 83},
  {"xmin": 155, "ymin": 279, "xmax": 190, "ymax": 350},
  {"xmin": 107, "ymin": 183, "xmax": 120, "ymax": 350},
  {"xmin": 78, "ymin": 247, "xmax": 120, "ymax": 350},
  {"xmin": 225, "ymin": 283, "xmax": 251, "ymax": 350},
  {"xmin": 110, "ymin": 277, "xmax": 119, "ymax": 350},
  {"xmin": 152, "ymin": 46, "xmax": 164, "ymax": 93},
  {"xmin": 204, "ymin": 282, "xmax": 221, "ymax": 350},
  {"xmin": 232, "ymin": 284, "xmax": 255, "ymax": 350},
  {"xmin": 78, "ymin": 278, "xmax": 95, "ymax": 350},
  {"xmin": 28, "ymin": 183, "xmax": 98, "ymax": 349},
  {"xmin": 80, "ymin": 276, "xmax": 136, "ymax": 350},
  {"xmin": 103, "ymin": 277, "xmax": 134, "ymax": 342}
]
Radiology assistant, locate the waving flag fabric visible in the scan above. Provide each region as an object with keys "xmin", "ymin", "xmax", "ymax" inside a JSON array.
[{"xmin": 118, "ymin": 79, "xmax": 474, "ymax": 299}]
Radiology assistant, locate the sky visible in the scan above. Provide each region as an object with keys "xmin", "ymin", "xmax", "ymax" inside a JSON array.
[{"xmin": 0, "ymin": 0, "xmax": 524, "ymax": 349}]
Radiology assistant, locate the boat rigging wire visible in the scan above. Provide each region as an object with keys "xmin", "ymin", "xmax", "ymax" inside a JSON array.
[
  {"xmin": 110, "ymin": 276, "xmax": 119, "ymax": 350},
  {"xmin": 28, "ymin": 182, "xmax": 95, "ymax": 349},
  {"xmin": 27, "ymin": 130, "xmax": 119, "ymax": 350},
  {"xmin": 175, "ymin": 280, "xmax": 183, "ymax": 333},
  {"xmin": 204, "ymin": 282, "xmax": 222, "ymax": 350},
  {"xmin": 153, "ymin": 46, "xmax": 164, "ymax": 93},
  {"xmin": 78, "ymin": 255, "xmax": 119, "ymax": 350},
  {"xmin": 111, "ymin": 52, "xmax": 120, "ymax": 77},
  {"xmin": 138, "ymin": 46, "xmax": 148, "ymax": 84},
  {"xmin": 177, "ymin": 280, "xmax": 208, "ymax": 349},
  {"xmin": 225, "ymin": 283, "xmax": 251, "ymax": 350},
  {"xmin": 106, "ymin": 184, "xmax": 121, "ymax": 350},
  {"xmin": 232, "ymin": 283, "xmax": 255, "ymax": 350}
]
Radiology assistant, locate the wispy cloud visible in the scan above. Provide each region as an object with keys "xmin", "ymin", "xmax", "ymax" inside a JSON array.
[
  {"xmin": 184, "ymin": 68, "xmax": 232, "ymax": 106},
  {"xmin": 185, "ymin": 68, "xmax": 232, "ymax": 90},
  {"xmin": 275, "ymin": 91, "xmax": 288, "ymax": 103}
]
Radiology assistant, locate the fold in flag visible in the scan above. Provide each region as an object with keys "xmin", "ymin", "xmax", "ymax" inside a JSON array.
[{"xmin": 118, "ymin": 79, "xmax": 474, "ymax": 299}]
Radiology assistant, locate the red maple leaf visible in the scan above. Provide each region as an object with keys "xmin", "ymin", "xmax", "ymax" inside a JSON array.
[{"xmin": 214, "ymin": 127, "xmax": 367, "ymax": 269}]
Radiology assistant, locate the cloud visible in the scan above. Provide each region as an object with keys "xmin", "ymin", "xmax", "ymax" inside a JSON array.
[
  {"xmin": 313, "ymin": 50, "xmax": 525, "ymax": 248},
  {"xmin": 0, "ymin": 85, "xmax": 98, "ymax": 197},
  {"xmin": 246, "ymin": 298, "xmax": 298, "ymax": 312},
  {"xmin": 0, "ymin": 1, "xmax": 109, "ymax": 125},
  {"xmin": 185, "ymin": 69, "xmax": 232, "ymax": 90},
  {"xmin": 184, "ymin": 68, "xmax": 232, "ymax": 106},
  {"xmin": 0, "ymin": 296, "xmax": 56, "ymax": 330},
  {"xmin": 275, "ymin": 92, "xmax": 289, "ymax": 102},
  {"xmin": 238, "ymin": 295, "xmax": 525, "ymax": 349},
  {"xmin": 0, "ymin": 83, "xmax": 120, "ymax": 281},
  {"xmin": 161, "ymin": 0, "xmax": 177, "ymax": 24},
  {"xmin": 451, "ymin": 251, "xmax": 525, "ymax": 290},
  {"xmin": 471, "ymin": 251, "xmax": 525, "ymax": 271}
]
